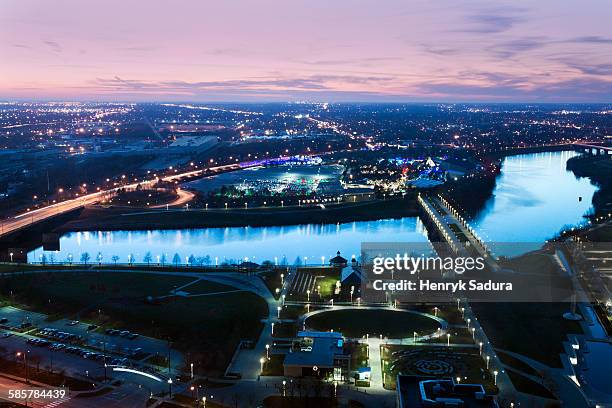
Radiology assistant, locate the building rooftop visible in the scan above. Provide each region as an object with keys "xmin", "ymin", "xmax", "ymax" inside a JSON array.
[
  {"xmin": 397, "ymin": 375, "xmax": 498, "ymax": 408},
  {"xmin": 284, "ymin": 331, "xmax": 346, "ymax": 368}
]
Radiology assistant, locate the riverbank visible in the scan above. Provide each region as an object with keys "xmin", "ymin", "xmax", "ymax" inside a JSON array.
[
  {"xmin": 56, "ymin": 195, "xmax": 419, "ymax": 232},
  {"xmin": 566, "ymin": 154, "xmax": 612, "ymax": 218}
]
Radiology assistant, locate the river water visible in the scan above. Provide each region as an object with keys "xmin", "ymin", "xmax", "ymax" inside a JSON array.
[{"xmin": 28, "ymin": 151, "xmax": 597, "ymax": 264}]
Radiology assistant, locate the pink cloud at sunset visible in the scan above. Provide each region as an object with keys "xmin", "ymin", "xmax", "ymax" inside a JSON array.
[{"xmin": 1, "ymin": 0, "xmax": 611, "ymax": 102}]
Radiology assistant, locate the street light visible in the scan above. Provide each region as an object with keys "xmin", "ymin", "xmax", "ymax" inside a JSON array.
[
  {"xmin": 306, "ymin": 289, "xmax": 310, "ymax": 302},
  {"xmin": 486, "ymin": 355, "xmax": 490, "ymax": 369},
  {"xmin": 260, "ymin": 357, "xmax": 265, "ymax": 374},
  {"xmin": 167, "ymin": 378, "xmax": 173, "ymax": 397},
  {"xmin": 479, "ymin": 342, "xmax": 483, "ymax": 355},
  {"xmin": 16, "ymin": 351, "xmax": 28, "ymax": 383},
  {"xmin": 493, "ymin": 370, "xmax": 498, "ymax": 385},
  {"xmin": 266, "ymin": 344, "xmax": 270, "ymax": 360},
  {"xmin": 447, "ymin": 333, "xmax": 450, "ymax": 346},
  {"xmin": 277, "ymin": 306, "xmax": 281, "ymax": 318}
]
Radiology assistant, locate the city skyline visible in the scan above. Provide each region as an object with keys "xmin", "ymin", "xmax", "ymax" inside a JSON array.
[{"xmin": 1, "ymin": 0, "xmax": 611, "ymax": 102}]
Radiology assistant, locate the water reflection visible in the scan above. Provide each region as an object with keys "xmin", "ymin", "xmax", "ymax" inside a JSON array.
[
  {"xmin": 28, "ymin": 151, "xmax": 597, "ymax": 263},
  {"xmin": 471, "ymin": 151, "xmax": 596, "ymax": 243},
  {"xmin": 29, "ymin": 218, "xmax": 429, "ymax": 264}
]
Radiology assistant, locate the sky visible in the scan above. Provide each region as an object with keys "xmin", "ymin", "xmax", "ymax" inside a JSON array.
[{"xmin": 1, "ymin": 0, "xmax": 611, "ymax": 102}]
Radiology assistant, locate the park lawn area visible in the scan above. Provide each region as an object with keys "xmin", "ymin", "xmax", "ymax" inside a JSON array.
[
  {"xmin": 496, "ymin": 350, "xmax": 540, "ymax": 377},
  {"xmin": 0, "ymin": 263, "xmax": 81, "ymax": 273},
  {"xmin": 425, "ymin": 327, "xmax": 474, "ymax": 345},
  {"xmin": 0, "ymin": 272, "xmax": 196, "ymax": 311},
  {"xmin": 411, "ymin": 303, "xmax": 464, "ymax": 324},
  {"xmin": 506, "ymin": 370, "xmax": 556, "ymax": 400},
  {"xmin": 306, "ymin": 309, "xmax": 440, "ymax": 338},
  {"xmin": 280, "ymin": 305, "xmax": 306, "ymax": 320},
  {"xmin": 470, "ymin": 302, "xmax": 582, "ymax": 368},
  {"xmin": 316, "ymin": 275, "xmax": 339, "ymax": 299},
  {"xmin": 351, "ymin": 343, "xmax": 369, "ymax": 370},
  {"xmin": 259, "ymin": 268, "xmax": 286, "ymax": 299},
  {"xmin": 178, "ymin": 279, "xmax": 238, "ymax": 295},
  {"xmin": 0, "ymin": 271, "xmax": 268, "ymax": 375},
  {"xmin": 262, "ymin": 354, "xmax": 285, "ymax": 376},
  {"xmin": 381, "ymin": 345, "xmax": 498, "ymax": 393},
  {"xmin": 272, "ymin": 322, "xmax": 297, "ymax": 338}
]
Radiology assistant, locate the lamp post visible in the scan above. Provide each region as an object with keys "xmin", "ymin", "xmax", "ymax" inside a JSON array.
[
  {"xmin": 479, "ymin": 342, "xmax": 483, "ymax": 355},
  {"xmin": 277, "ymin": 306, "xmax": 281, "ymax": 318},
  {"xmin": 271, "ymin": 322, "xmax": 275, "ymax": 335},
  {"xmin": 413, "ymin": 331, "xmax": 417, "ymax": 343},
  {"xmin": 307, "ymin": 289, "xmax": 310, "ymax": 302},
  {"xmin": 16, "ymin": 351, "xmax": 28, "ymax": 383},
  {"xmin": 266, "ymin": 344, "xmax": 270, "ymax": 360},
  {"xmin": 167, "ymin": 378, "xmax": 173, "ymax": 397},
  {"xmin": 447, "ymin": 333, "xmax": 450, "ymax": 347},
  {"xmin": 260, "ymin": 357, "xmax": 265, "ymax": 374},
  {"xmin": 434, "ymin": 306, "xmax": 438, "ymax": 317},
  {"xmin": 471, "ymin": 327, "xmax": 476, "ymax": 339},
  {"xmin": 190, "ymin": 362, "xmax": 194, "ymax": 380},
  {"xmin": 493, "ymin": 370, "xmax": 498, "ymax": 385},
  {"xmin": 486, "ymin": 355, "xmax": 490, "ymax": 369}
]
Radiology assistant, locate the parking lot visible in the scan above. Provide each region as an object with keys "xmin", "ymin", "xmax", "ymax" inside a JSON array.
[{"xmin": 0, "ymin": 305, "xmax": 184, "ymax": 378}]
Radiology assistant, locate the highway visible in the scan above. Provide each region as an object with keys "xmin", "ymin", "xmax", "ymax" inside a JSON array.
[{"xmin": 0, "ymin": 163, "xmax": 242, "ymax": 238}]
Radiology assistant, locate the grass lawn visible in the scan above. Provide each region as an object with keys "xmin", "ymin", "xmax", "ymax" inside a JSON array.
[
  {"xmin": 350, "ymin": 343, "xmax": 369, "ymax": 370},
  {"xmin": 470, "ymin": 302, "xmax": 582, "ymax": 368},
  {"xmin": 259, "ymin": 268, "xmax": 286, "ymax": 299},
  {"xmin": 272, "ymin": 322, "xmax": 297, "ymax": 338},
  {"xmin": 262, "ymin": 354, "xmax": 285, "ymax": 376},
  {"xmin": 411, "ymin": 303, "xmax": 464, "ymax": 324},
  {"xmin": 178, "ymin": 279, "xmax": 237, "ymax": 295},
  {"xmin": 0, "ymin": 263, "xmax": 81, "ymax": 273},
  {"xmin": 496, "ymin": 350, "xmax": 540, "ymax": 377},
  {"xmin": 306, "ymin": 309, "xmax": 439, "ymax": 338},
  {"xmin": 0, "ymin": 272, "xmax": 268, "ymax": 376},
  {"xmin": 506, "ymin": 370, "xmax": 556, "ymax": 400},
  {"xmin": 316, "ymin": 276, "xmax": 339, "ymax": 298},
  {"xmin": 381, "ymin": 345, "xmax": 498, "ymax": 393},
  {"xmin": 279, "ymin": 305, "xmax": 306, "ymax": 320},
  {"xmin": 425, "ymin": 327, "xmax": 474, "ymax": 344}
]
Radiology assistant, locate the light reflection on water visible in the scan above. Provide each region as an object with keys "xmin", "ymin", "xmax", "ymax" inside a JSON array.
[
  {"xmin": 28, "ymin": 151, "xmax": 597, "ymax": 263},
  {"xmin": 29, "ymin": 218, "xmax": 429, "ymax": 264}
]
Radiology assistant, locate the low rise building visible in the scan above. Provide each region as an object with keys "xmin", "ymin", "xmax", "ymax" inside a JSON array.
[
  {"xmin": 396, "ymin": 375, "xmax": 498, "ymax": 408},
  {"xmin": 283, "ymin": 331, "xmax": 351, "ymax": 381}
]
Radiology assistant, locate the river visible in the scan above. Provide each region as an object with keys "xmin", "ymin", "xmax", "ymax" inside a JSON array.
[{"xmin": 28, "ymin": 150, "xmax": 597, "ymax": 264}]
